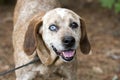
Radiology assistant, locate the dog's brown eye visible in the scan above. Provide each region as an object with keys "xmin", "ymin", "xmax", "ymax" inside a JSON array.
[
  {"xmin": 70, "ymin": 22, "xmax": 78, "ymax": 29},
  {"xmin": 49, "ymin": 25, "xmax": 58, "ymax": 31}
]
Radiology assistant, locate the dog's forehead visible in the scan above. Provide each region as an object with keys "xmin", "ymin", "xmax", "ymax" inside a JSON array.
[
  {"xmin": 55, "ymin": 8, "xmax": 68, "ymax": 19},
  {"xmin": 43, "ymin": 8, "xmax": 79, "ymax": 20}
]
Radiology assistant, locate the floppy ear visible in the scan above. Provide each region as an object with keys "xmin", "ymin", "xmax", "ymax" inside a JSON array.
[
  {"xmin": 80, "ymin": 18, "xmax": 91, "ymax": 54},
  {"xmin": 24, "ymin": 13, "xmax": 55, "ymax": 65},
  {"xmin": 23, "ymin": 14, "xmax": 43, "ymax": 55},
  {"xmin": 36, "ymin": 34, "xmax": 53, "ymax": 65}
]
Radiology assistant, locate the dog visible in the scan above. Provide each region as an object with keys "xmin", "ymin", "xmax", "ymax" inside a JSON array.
[{"xmin": 13, "ymin": 0, "xmax": 91, "ymax": 80}]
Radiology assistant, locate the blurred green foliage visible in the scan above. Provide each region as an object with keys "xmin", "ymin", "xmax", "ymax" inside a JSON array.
[{"xmin": 99, "ymin": 0, "xmax": 120, "ymax": 13}]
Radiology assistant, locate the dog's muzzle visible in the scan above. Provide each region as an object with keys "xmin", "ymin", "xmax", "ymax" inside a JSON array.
[
  {"xmin": 62, "ymin": 36, "xmax": 75, "ymax": 49},
  {"xmin": 52, "ymin": 36, "xmax": 76, "ymax": 61},
  {"xmin": 52, "ymin": 45, "xmax": 76, "ymax": 61}
]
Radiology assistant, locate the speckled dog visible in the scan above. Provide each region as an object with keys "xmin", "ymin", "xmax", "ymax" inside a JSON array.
[{"xmin": 13, "ymin": 0, "xmax": 91, "ymax": 80}]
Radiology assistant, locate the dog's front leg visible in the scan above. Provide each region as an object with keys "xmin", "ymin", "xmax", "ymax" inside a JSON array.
[
  {"xmin": 15, "ymin": 65, "xmax": 37, "ymax": 80},
  {"xmin": 14, "ymin": 51, "xmax": 37, "ymax": 80}
]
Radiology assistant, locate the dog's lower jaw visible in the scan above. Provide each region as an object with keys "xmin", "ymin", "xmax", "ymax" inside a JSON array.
[{"xmin": 52, "ymin": 45, "xmax": 76, "ymax": 62}]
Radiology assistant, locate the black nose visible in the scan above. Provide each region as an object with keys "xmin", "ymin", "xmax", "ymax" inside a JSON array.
[{"xmin": 62, "ymin": 36, "xmax": 75, "ymax": 48}]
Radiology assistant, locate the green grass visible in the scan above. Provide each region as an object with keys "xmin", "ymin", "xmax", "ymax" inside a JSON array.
[{"xmin": 99, "ymin": 0, "xmax": 120, "ymax": 13}]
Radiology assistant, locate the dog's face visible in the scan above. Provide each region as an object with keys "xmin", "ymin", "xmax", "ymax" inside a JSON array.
[
  {"xmin": 24, "ymin": 8, "xmax": 91, "ymax": 64},
  {"xmin": 41, "ymin": 8, "xmax": 81, "ymax": 61}
]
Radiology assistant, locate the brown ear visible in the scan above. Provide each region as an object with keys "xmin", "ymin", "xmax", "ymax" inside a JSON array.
[
  {"xmin": 80, "ymin": 18, "xmax": 91, "ymax": 54},
  {"xmin": 24, "ymin": 13, "xmax": 54, "ymax": 65},
  {"xmin": 23, "ymin": 14, "xmax": 43, "ymax": 55}
]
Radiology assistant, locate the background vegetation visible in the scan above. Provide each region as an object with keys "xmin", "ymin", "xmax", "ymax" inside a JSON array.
[
  {"xmin": 0, "ymin": 0, "xmax": 16, "ymax": 5},
  {"xmin": 99, "ymin": 0, "xmax": 120, "ymax": 13},
  {"xmin": 1, "ymin": 0, "xmax": 120, "ymax": 13}
]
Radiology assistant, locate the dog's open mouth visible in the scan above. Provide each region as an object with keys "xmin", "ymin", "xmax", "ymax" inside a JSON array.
[{"xmin": 52, "ymin": 46, "xmax": 76, "ymax": 61}]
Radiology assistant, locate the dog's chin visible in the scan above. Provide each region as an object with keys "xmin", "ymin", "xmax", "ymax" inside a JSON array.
[{"xmin": 52, "ymin": 46, "xmax": 76, "ymax": 62}]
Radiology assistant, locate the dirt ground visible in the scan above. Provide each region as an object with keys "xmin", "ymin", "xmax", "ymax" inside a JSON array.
[{"xmin": 0, "ymin": 1, "xmax": 120, "ymax": 80}]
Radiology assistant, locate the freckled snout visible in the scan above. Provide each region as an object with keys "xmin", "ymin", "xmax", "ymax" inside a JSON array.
[{"xmin": 62, "ymin": 36, "xmax": 75, "ymax": 48}]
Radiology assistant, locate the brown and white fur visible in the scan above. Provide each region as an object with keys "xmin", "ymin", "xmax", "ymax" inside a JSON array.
[{"xmin": 13, "ymin": 0, "xmax": 91, "ymax": 80}]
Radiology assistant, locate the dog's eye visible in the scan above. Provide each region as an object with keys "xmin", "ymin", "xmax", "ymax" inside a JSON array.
[
  {"xmin": 49, "ymin": 25, "xmax": 58, "ymax": 31},
  {"xmin": 70, "ymin": 22, "xmax": 78, "ymax": 29}
]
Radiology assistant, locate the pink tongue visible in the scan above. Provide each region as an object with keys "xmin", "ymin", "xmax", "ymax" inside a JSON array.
[{"xmin": 62, "ymin": 50, "xmax": 75, "ymax": 58}]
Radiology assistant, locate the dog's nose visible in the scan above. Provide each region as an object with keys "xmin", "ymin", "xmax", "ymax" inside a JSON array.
[{"xmin": 62, "ymin": 36, "xmax": 75, "ymax": 48}]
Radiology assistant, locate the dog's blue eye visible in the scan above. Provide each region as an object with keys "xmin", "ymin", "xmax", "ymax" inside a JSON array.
[
  {"xmin": 49, "ymin": 25, "xmax": 58, "ymax": 31},
  {"xmin": 70, "ymin": 22, "xmax": 78, "ymax": 29}
]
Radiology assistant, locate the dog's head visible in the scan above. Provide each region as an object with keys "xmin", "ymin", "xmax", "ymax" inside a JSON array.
[{"xmin": 24, "ymin": 8, "xmax": 91, "ymax": 63}]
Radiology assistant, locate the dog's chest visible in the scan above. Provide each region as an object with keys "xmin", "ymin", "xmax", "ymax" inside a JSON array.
[{"xmin": 33, "ymin": 63, "xmax": 67, "ymax": 77}]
